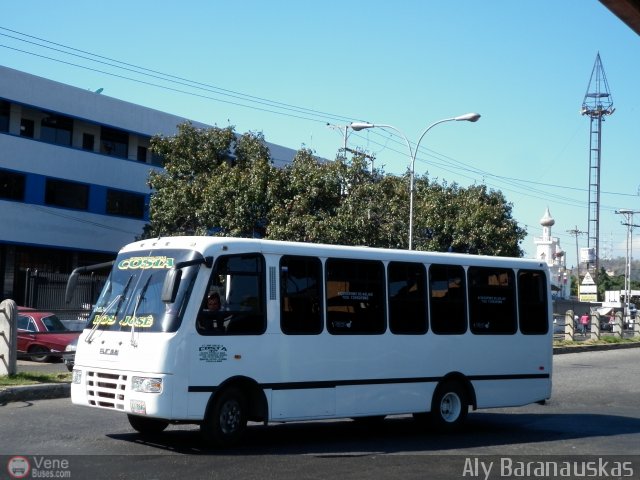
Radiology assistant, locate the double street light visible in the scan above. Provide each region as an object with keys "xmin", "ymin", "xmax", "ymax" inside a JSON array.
[{"xmin": 350, "ymin": 113, "xmax": 481, "ymax": 250}]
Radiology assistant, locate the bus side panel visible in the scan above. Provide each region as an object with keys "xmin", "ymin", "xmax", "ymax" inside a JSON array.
[
  {"xmin": 336, "ymin": 383, "xmax": 434, "ymax": 417},
  {"xmin": 270, "ymin": 388, "xmax": 336, "ymax": 420},
  {"xmin": 473, "ymin": 378, "xmax": 551, "ymax": 408}
]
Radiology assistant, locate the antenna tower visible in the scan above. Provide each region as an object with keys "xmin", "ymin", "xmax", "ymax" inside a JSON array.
[{"xmin": 581, "ymin": 53, "xmax": 614, "ymax": 277}]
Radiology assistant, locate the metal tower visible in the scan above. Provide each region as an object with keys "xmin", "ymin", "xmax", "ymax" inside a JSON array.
[{"xmin": 581, "ymin": 53, "xmax": 614, "ymax": 277}]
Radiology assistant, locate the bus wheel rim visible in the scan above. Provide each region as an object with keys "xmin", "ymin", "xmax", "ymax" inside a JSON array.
[
  {"xmin": 220, "ymin": 400, "xmax": 241, "ymax": 434},
  {"xmin": 440, "ymin": 392, "xmax": 462, "ymax": 422}
]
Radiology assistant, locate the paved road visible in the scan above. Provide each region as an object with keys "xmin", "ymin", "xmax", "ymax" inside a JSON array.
[{"xmin": 2, "ymin": 348, "xmax": 640, "ymax": 479}]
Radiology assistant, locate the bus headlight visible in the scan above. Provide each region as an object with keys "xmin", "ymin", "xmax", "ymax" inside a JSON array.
[{"xmin": 132, "ymin": 376, "xmax": 163, "ymax": 393}]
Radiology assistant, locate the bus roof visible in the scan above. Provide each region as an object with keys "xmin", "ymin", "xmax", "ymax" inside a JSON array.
[{"xmin": 121, "ymin": 236, "xmax": 547, "ymax": 270}]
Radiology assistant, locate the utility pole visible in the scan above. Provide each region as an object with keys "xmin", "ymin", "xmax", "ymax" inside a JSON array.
[
  {"xmin": 327, "ymin": 123, "xmax": 376, "ymax": 172},
  {"xmin": 566, "ymin": 226, "xmax": 586, "ymax": 282},
  {"xmin": 616, "ymin": 210, "xmax": 640, "ymax": 317}
]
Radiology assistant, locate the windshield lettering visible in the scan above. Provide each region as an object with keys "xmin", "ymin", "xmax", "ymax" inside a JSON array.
[
  {"xmin": 118, "ymin": 256, "xmax": 175, "ymax": 270},
  {"xmin": 86, "ymin": 249, "xmax": 201, "ymax": 334},
  {"xmin": 119, "ymin": 314, "xmax": 154, "ymax": 328},
  {"xmin": 92, "ymin": 314, "xmax": 117, "ymax": 326}
]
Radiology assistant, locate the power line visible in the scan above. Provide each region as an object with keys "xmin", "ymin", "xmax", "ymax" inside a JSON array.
[
  {"xmin": 2, "ymin": 26, "xmax": 636, "ymax": 221},
  {"xmin": 0, "ymin": 26, "xmax": 355, "ymax": 124}
]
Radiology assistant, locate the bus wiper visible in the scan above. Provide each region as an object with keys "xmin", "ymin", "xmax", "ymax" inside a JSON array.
[
  {"xmin": 130, "ymin": 275, "xmax": 152, "ymax": 347},
  {"xmin": 86, "ymin": 275, "xmax": 133, "ymax": 344}
]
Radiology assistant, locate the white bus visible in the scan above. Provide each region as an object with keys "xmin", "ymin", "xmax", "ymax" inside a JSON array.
[{"xmin": 68, "ymin": 237, "xmax": 552, "ymax": 447}]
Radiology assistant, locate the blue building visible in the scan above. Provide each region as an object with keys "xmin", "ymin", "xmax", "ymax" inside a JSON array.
[{"xmin": 0, "ymin": 66, "xmax": 296, "ymax": 304}]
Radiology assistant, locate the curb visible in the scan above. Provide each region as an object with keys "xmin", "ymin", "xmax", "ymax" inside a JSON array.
[
  {"xmin": 552, "ymin": 341, "xmax": 640, "ymax": 355},
  {"xmin": 1, "ymin": 342, "xmax": 639, "ymax": 404},
  {"xmin": 0, "ymin": 383, "xmax": 70, "ymax": 405}
]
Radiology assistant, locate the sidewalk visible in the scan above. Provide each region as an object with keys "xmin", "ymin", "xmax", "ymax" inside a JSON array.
[
  {"xmin": 2, "ymin": 342, "xmax": 640, "ymax": 405},
  {"xmin": 0, "ymin": 360, "xmax": 70, "ymax": 405}
]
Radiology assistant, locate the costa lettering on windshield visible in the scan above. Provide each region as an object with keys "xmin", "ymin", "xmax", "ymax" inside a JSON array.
[{"xmin": 118, "ymin": 256, "xmax": 175, "ymax": 270}]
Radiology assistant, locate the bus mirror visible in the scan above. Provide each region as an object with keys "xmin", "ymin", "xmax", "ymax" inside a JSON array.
[
  {"xmin": 65, "ymin": 271, "xmax": 79, "ymax": 304},
  {"xmin": 162, "ymin": 268, "xmax": 182, "ymax": 303},
  {"xmin": 65, "ymin": 261, "xmax": 114, "ymax": 304}
]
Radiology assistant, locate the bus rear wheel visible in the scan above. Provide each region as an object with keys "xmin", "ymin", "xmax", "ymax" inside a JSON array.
[
  {"xmin": 201, "ymin": 387, "xmax": 248, "ymax": 447},
  {"xmin": 127, "ymin": 415, "xmax": 169, "ymax": 435},
  {"xmin": 430, "ymin": 380, "xmax": 468, "ymax": 431}
]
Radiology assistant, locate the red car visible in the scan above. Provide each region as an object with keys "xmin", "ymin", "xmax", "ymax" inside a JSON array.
[{"xmin": 17, "ymin": 307, "xmax": 81, "ymax": 362}]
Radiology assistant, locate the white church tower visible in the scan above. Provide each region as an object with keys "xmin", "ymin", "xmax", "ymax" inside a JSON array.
[{"xmin": 534, "ymin": 208, "xmax": 569, "ymax": 298}]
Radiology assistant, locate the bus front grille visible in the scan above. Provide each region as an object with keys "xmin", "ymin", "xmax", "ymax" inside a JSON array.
[{"xmin": 85, "ymin": 370, "xmax": 128, "ymax": 410}]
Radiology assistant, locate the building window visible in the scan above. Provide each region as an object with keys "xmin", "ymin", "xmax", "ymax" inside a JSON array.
[
  {"xmin": 280, "ymin": 255, "xmax": 323, "ymax": 335},
  {"xmin": 0, "ymin": 100, "xmax": 9, "ymax": 132},
  {"xmin": 100, "ymin": 126, "xmax": 129, "ymax": 158},
  {"xmin": 20, "ymin": 118, "xmax": 34, "ymax": 138},
  {"xmin": 430, "ymin": 264, "xmax": 467, "ymax": 334},
  {"xmin": 0, "ymin": 169, "xmax": 26, "ymax": 201},
  {"xmin": 45, "ymin": 179, "xmax": 89, "ymax": 210},
  {"xmin": 82, "ymin": 133, "xmax": 94, "ymax": 151},
  {"xmin": 326, "ymin": 258, "xmax": 385, "ymax": 335},
  {"xmin": 468, "ymin": 267, "xmax": 516, "ymax": 335},
  {"xmin": 137, "ymin": 146, "xmax": 147, "ymax": 162},
  {"xmin": 40, "ymin": 114, "xmax": 73, "ymax": 146},
  {"xmin": 106, "ymin": 189, "xmax": 145, "ymax": 219},
  {"xmin": 388, "ymin": 261, "xmax": 428, "ymax": 334}
]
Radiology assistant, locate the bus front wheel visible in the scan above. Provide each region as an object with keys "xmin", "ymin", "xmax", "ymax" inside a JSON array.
[
  {"xmin": 201, "ymin": 387, "xmax": 248, "ymax": 447},
  {"xmin": 430, "ymin": 380, "xmax": 468, "ymax": 431}
]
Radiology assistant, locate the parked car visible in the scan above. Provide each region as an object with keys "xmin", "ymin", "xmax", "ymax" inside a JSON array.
[
  {"xmin": 64, "ymin": 337, "xmax": 78, "ymax": 371},
  {"xmin": 17, "ymin": 307, "xmax": 81, "ymax": 362}
]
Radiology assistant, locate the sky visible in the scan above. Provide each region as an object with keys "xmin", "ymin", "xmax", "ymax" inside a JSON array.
[{"xmin": 2, "ymin": 0, "xmax": 639, "ymax": 271}]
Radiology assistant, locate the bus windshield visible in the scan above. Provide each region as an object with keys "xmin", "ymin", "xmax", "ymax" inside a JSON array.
[{"xmin": 86, "ymin": 249, "xmax": 200, "ymax": 333}]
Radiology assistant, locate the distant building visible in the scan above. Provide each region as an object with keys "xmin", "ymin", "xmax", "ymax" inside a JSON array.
[
  {"xmin": 533, "ymin": 207, "xmax": 569, "ymax": 298},
  {"xmin": 0, "ymin": 66, "xmax": 297, "ymax": 304}
]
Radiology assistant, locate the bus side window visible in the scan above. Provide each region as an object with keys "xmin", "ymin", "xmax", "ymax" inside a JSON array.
[
  {"xmin": 197, "ymin": 254, "xmax": 266, "ymax": 335},
  {"xmin": 280, "ymin": 255, "xmax": 323, "ymax": 335},
  {"xmin": 468, "ymin": 267, "xmax": 517, "ymax": 335},
  {"xmin": 429, "ymin": 264, "xmax": 467, "ymax": 334},
  {"xmin": 388, "ymin": 261, "xmax": 428, "ymax": 334},
  {"xmin": 518, "ymin": 270, "xmax": 548, "ymax": 334},
  {"xmin": 326, "ymin": 258, "xmax": 385, "ymax": 335}
]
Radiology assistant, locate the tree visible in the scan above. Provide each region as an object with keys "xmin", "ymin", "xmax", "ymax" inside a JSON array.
[
  {"xmin": 267, "ymin": 152, "xmax": 409, "ymax": 248},
  {"xmin": 412, "ymin": 178, "xmax": 525, "ymax": 256},
  {"xmin": 266, "ymin": 148, "xmax": 342, "ymax": 243},
  {"xmin": 143, "ymin": 123, "xmax": 273, "ymax": 238},
  {"xmin": 143, "ymin": 123, "xmax": 527, "ymax": 257}
]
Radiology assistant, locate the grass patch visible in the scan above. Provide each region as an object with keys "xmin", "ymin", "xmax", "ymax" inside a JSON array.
[{"xmin": 0, "ymin": 372, "xmax": 71, "ymax": 386}]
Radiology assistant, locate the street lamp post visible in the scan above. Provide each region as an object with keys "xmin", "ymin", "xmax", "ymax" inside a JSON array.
[{"xmin": 350, "ymin": 113, "xmax": 481, "ymax": 250}]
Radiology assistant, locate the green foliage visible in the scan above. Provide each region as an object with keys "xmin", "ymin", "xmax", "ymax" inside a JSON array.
[
  {"xmin": 412, "ymin": 178, "xmax": 525, "ymax": 256},
  {"xmin": 596, "ymin": 268, "xmax": 625, "ymax": 300},
  {"xmin": 0, "ymin": 372, "xmax": 71, "ymax": 385},
  {"xmin": 142, "ymin": 123, "xmax": 526, "ymax": 256},
  {"xmin": 144, "ymin": 123, "xmax": 273, "ymax": 238},
  {"xmin": 570, "ymin": 275, "xmax": 578, "ymax": 296}
]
